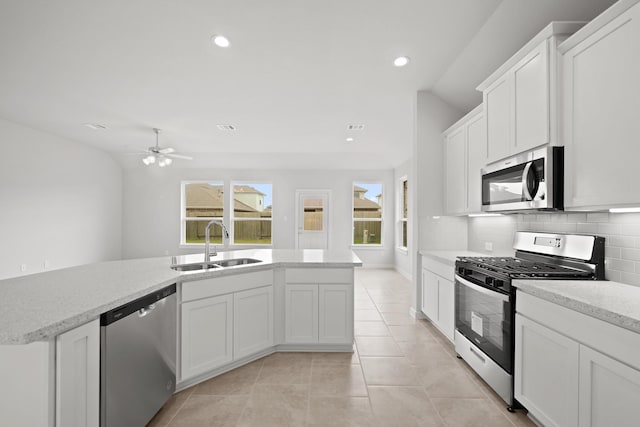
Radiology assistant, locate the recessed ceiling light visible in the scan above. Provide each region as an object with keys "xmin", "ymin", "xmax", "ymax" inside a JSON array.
[
  {"xmin": 347, "ymin": 124, "xmax": 365, "ymax": 131},
  {"xmin": 83, "ymin": 123, "xmax": 108, "ymax": 130},
  {"xmin": 346, "ymin": 137, "xmax": 355, "ymax": 142},
  {"xmin": 212, "ymin": 35, "xmax": 230, "ymax": 48},
  {"xmin": 393, "ymin": 56, "xmax": 410, "ymax": 67},
  {"xmin": 216, "ymin": 124, "xmax": 236, "ymax": 131}
]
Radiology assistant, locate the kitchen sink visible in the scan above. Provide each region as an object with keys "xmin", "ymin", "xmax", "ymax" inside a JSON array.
[
  {"xmin": 213, "ymin": 258, "xmax": 262, "ymax": 267},
  {"xmin": 171, "ymin": 262, "xmax": 221, "ymax": 272},
  {"xmin": 171, "ymin": 258, "xmax": 262, "ymax": 272}
]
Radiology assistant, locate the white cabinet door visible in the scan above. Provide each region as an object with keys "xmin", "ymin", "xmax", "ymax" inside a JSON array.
[
  {"xmin": 466, "ymin": 112, "xmax": 486, "ymax": 212},
  {"xmin": 437, "ymin": 277, "xmax": 455, "ymax": 341},
  {"xmin": 484, "ymin": 75, "xmax": 511, "ymax": 163},
  {"xmin": 421, "ymin": 269, "xmax": 439, "ymax": 322},
  {"xmin": 285, "ymin": 284, "xmax": 319, "ymax": 343},
  {"xmin": 181, "ymin": 294, "xmax": 233, "ymax": 380},
  {"xmin": 513, "ymin": 40, "xmax": 549, "ymax": 153},
  {"xmin": 318, "ymin": 284, "xmax": 353, "ymax": 344},
  {"xmin": 562, "ymin": 2, "xmax": 640, "ymax": 209},
  {"xmin": 233, "ymin": 286, "xmax": 274, "ymax": 360},
  {"xmin": 579, "ymin": 345, "xmax": 640, "ymax": 427},
  {"xmin": 56, "ymin": 319, "xmax": 99, "ymax": 427},
  {"xmin": 444, "ymin": 126, "xmax": 467, "ymax": 214},
  {"xmin": 515, "ymin": 314, "xmax": 579, "ymax": 427}
]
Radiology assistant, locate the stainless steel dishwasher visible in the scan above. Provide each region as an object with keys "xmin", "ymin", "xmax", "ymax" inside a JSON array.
[{"xmin": 100, "ymin": 284, "xmax": 176, "ymax": 427}]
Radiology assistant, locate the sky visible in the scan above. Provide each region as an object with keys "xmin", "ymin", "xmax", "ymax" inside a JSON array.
[{"xmin": 355, "ymin": 183, "xmax": 383, "ymax": 202}]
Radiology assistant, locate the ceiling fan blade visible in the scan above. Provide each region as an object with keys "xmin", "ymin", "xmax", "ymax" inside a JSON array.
[
  {"xmin": 166, "ymin": 153, "xmax": 193, "ymax": 160},
  {"xmin": 159, "ymin": 147, "xmax": 175, "ymax": 154},
  {"xmin": 124, "ymin": 151, "xmax": 151, "ymax": 155}
]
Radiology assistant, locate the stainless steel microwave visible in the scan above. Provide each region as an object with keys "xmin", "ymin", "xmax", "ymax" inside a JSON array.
[{"xmin": 481, "ymin": 146, "xmax": 563, "ymax": 212}]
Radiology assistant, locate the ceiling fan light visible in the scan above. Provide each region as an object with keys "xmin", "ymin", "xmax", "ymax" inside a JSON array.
[
  {"xmin": 142, "ymin": 155, "xmax": 155, "ymax": 165},
  {"xmin": 164, "ymin": 157, "xmax": 173, "ymax": 166}
]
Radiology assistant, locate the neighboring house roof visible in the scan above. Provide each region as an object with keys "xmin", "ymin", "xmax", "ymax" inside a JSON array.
[
  {"xmin": 354, "ymin": 197, "xmax": 380, "ymax": 210},
  {"xmin": 185, "ymin": 184, "xmax": 257, "ymax": 212},
  {"xmin": 234, "ymin": 185, "xmax": 266, "ymax": 196},
  {"xmin": 353, "ymin": 185, "xmax": 367, "ymax": 193}
]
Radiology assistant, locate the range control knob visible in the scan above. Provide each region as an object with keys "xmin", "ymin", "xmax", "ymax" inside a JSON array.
[
  {"xmin": 464, "ymin": 269, "xmax": 473, "ymax": 276},
  {"xmin": 457, "ymin": 267, "xmax": 465, "ymax": 275},
  {"xmin": 485, "ymin": 277, "xmax": 494, "ymax": 286},
  {"xmin": 494, "ymin": 279, "xmax": 504, "ymax": 288}
]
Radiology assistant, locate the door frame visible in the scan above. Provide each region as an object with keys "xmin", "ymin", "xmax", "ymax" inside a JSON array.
[{"xmin": 295, "ymin": 189, "xmax": 332, "ymax": 249}]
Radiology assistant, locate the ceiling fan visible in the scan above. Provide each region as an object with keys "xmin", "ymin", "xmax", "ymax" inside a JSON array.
[{"xmin": 137, "ymin": 128, "xmax": 193, "ymax": 167}]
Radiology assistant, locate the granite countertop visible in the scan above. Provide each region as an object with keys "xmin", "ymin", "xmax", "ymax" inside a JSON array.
[
  {"xmin": 0, "ymin": 249, "xmax": 362, "ymax": 345},
  {"xmin": 514, "ymin": 279, "xmax": 640, "ymax": 335},
  {"xmin": 419, "ymin": 250, "xmax": 500, "ymax": 266}
]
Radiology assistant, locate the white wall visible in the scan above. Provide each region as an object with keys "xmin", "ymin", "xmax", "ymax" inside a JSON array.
[
  {"xmin": 468, "ymin": 212, "xmax": 640, "ymax": 287},
  {"xmin": 122, "ymin": 166, "xmax": 396, "ymax": 267},
  {"xmin": 0, "ymin": 118, "xmax": 122, "ymax": 280},
  {"xmin": 416, "ymin": 91, "xmax": 468, "ymax": 251}
]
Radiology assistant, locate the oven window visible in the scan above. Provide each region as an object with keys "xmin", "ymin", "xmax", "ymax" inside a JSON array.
[{"xmin": 455, "ymin": 279, "xmax": 513, "ymax": 373}]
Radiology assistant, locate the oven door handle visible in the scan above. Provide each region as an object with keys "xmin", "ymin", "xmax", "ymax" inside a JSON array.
[{"xmin": 455, "ymin": 275, "xmax": 509, "ymax": 302}]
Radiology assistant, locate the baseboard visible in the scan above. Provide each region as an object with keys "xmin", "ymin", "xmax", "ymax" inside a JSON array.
[
  {"xmin": 276, "ymin": 343, "xmax": 354, "ymax": 352},
  {"xmin": 409, "ymin": 306, "xmax": 426, "ymax": 320}
]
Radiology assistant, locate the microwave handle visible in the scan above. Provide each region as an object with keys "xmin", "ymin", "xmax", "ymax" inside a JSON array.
[{"xmin": 522, "ymin": 162, "xmax": 533, "ymax": 200}]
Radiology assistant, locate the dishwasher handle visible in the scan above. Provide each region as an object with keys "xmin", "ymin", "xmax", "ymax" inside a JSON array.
[{"xmin": 101, "ymin": 284, "xmax": 176, "ymax": 326}]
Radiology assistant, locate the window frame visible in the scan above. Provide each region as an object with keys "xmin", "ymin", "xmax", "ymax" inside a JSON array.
[
  {"xmin": 230, "ymin": 181, "xmax": 274, "ymax": 247},
  {"xmin": 397, "ymin": 176, "xmax": 408, "ymax": 252},
  {"xmin": 180, "ymin": 180, "xmax": 226, "ymax": 247},
  {"xmin": 351, "ymin": 181, "xmax": 384, "ymax": 247}
]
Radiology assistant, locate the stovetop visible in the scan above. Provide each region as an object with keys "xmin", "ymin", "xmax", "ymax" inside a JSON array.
[{"xmin": 457, "ymin": 256, "xmax": 594, "ymax": 279}]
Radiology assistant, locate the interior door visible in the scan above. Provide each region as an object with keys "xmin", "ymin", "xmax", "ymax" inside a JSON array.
[{"xmin": 296, "ymin": 190, "xmax": 329, "ymax": 249}]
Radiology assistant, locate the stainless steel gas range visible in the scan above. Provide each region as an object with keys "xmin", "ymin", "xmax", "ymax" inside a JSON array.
[{"xmin": 453, "ymin": 232, "xmax": 605, "ymax": 412}]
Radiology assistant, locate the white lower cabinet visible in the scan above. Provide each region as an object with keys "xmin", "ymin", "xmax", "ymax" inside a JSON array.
[
  {"xmin": 515, "ymin": 313, "xmax": 579, "ymax": 427},
  {"xmin": 56, "ymin": 319, "xmax": 100, "ymax": 427},
  {"xmin": 181, "ymin": 294, "xmax": 234, "ymax": 380},
  {"xmin": 515, "ymin": 291, "xmax": 640, "ymax": 427},
  {"xmin": 284, "ymin": 268, "xmax": 354, "ymax": 346},
  {"xmin": 285, "ymin": 284, "xmax": 319, "ymax": 343},
  {"xmin": 579, "ymin": 346, "xmax": 640, "ymax": 427},
  {"xmin": 233, "ymin": 286, "xmax": 274, "ymax": 359},
  {"xmin": 421, "ymin": 256, "xmax": 455, "ymax": 342}
]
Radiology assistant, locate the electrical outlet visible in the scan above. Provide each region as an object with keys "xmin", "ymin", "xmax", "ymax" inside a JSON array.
[
  {"xmin": 20, "ymin": 263, "xmax": 27, "ymax": 272},
  {"xmin": 484, "ymin": 242, "xmax": 493, "ymax": 251}
]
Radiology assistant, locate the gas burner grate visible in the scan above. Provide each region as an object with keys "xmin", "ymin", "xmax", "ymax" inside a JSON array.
[{"xmin": 459, "ymin": 257, "xmax": 591, "ymax": 278}]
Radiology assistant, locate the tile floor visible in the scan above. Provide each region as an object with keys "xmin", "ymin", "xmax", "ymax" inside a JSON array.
[{"xmin": 148, "ymin": 268, "xmax": 536, "ymax": 427}]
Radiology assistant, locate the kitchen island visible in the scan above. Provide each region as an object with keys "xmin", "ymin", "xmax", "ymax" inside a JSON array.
[{"xmin": 0, "ymin": 248, "xmax": 362, "ymax": 427}]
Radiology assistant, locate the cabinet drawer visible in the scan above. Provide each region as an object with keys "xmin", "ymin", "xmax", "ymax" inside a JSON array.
[
  {"xmin": 182, "ymin": 270, "xmax": 273, "ymax": 302},
  {"xmin": 285, "ymin": 268, "xmax": 352, "ymax": 284},
  {"xmin": 422, "ymin": 256, "xmax": 454, "ymax": 281}
]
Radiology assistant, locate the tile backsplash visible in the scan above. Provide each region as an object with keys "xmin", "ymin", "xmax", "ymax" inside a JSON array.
[{"xmin": 468, "ymin": 212, "xmax": 640, "ymax": 287}]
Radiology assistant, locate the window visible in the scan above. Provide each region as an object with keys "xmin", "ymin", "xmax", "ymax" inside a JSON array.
[
  {"xmin": 353, "ymin": 183, "xmax": 383, "ymax": 245},
  {"xmin": 182, "ymin": 182, "xmax": 224, "ymax": 244},
  {"xmin": 399, "ymin": 178, "xmax": 408, "ymax": 249},
  {"xmin": 232, "ymin": 183, "xmax": 273, "ymax": 245}
]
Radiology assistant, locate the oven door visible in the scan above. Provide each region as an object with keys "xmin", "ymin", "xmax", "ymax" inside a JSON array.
[{"xmin": 455, "ymin": 275, "xmax": 513, "ymax": 373}]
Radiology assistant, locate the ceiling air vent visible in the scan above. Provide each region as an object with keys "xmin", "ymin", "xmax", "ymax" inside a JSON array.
[
  {"xmin": 216, "ymin": 124, "xmax": 236, "ymax": 131},
  {"xmin": 347, "ymin": 124, "xmax": 365, "ymax": 131}
]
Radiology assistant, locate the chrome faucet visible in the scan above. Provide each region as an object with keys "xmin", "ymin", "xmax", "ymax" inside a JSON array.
[{"xmin": 204, "ymin": 220, "xmax": 230, "ymax": 262}]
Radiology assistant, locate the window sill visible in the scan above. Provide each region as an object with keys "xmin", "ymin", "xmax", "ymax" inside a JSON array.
[
  {"xmin": 396, "ymin": 247, "xmax": 409, "ymax": 255},
  {"xmin": 351, "ymin": 245, "xmax": 385, "ymax": 251}
]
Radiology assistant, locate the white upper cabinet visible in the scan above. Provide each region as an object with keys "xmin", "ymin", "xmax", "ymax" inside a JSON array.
[
  {"xmin": 478, "ymin": 22, "xmax": 584, "ymax": 163},
  {"xmin": 560, "ymin": 0, "xmax": 640, "ymax": 210},
  {"xmin": 443, "ymin": 105, "xmax": 485, "ymax": 215}
]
